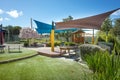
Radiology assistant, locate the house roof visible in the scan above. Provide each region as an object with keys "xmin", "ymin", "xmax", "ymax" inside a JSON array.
[{"xmin": 55, "ymin": 8, "xmax": 120, "ymax": 30}]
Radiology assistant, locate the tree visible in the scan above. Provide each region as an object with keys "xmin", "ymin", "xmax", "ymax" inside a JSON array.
[
  {"xmin": 113, "ymin": 18, "xmax": 120, "ymax": 38},
  {"xmin": 19, "ymin": 28, "xmax": 40, "ymax": 46},
  {"xmin": 63, "ymin": 15, "xmax": 73, "ymax": 22},
  {"xmin": 19, "ymin": 28, "xmax": 39, "ymax": 39},
  {"xmin": 4, "ymin": 25, "xmax": 22, "ymax": 42},
  {"xmin": 13, "ymin": 26, "xmax": 21, "ymax": 35},
  {"xmin": 101, "ymin": 17, "xmax": 113, "ymax": 42},
  {"xmin": 58, "ymin": 16, "xmax": 74, "ymax": 42}
]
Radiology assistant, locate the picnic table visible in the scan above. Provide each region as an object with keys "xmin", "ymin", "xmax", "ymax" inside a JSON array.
[{"xmin": 60, "ymin": 46, "xmax": 78, "ymax": 55}]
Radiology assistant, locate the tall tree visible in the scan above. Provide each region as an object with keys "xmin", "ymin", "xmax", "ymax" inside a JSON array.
[
  {"xmin": 13, "ymin": 26, "xmax": 21, "ymax": 35},
  {"xmin": 63, "ymin": 15, "xmax": 73, "ymax": 22},
  {"xmin": 59, "ymin": 16, "xmax": 74, "ymax": 42},
  {"xmin": 4, "ymin": 25, "xmax": 22, "ymax": 41},
  {"xmin": 113, "ymin": 18, "xmax": 120, "ymax": 38},
  {"xmin": 101, "ymin": 17, "xmax": 113, "ymax": 42}
]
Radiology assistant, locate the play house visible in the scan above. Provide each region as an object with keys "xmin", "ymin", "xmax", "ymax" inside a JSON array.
[{"xmin": 72, "ymin": 30, "xmax": 85, "ymax": 43}]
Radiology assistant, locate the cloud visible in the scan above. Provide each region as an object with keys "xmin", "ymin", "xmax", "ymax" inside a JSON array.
[
  {"xmin": 6, "ymin": 10, "xmax": 23, "ymax": 18},
  {"xmin": 5, "ymin": 17, "xmax": 10, "ymax": 21},
  {"xmin": 112, "ymin": 9, "xmax": 120, "ymax": 16},
  {"xmin": 0, "ymin": 9, "xmax": 4, "ymax": 14},
  {"xmin": 0, "ymin": 17, "xmax": 3, "ymax": 21}
]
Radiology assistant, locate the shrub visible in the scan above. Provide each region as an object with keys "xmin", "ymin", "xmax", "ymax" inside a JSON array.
[
  {"xmin": 24, "ymin": 41, "xmax": 29, "ymax": 47},
  {"xmin": 46, "ymin": 42, "xmax": 61, "ymax": 47},
  {"xmin": 54, "ymin": 42, "xmax": 61, "ymax": 46},
  {"xmin": 85, "ymin": 51, "xmax": 120, "ymax": 80},
  {"xmin": 98, "ymin": 42, "xmax": 114, "ymax": 53},
  {"xmin": 64, "ymin": 42, "xmax": 76, "ymax": 46},
  {"xmin": 79, "ymin": 44, "xmax": 105, "ymax": 60}
]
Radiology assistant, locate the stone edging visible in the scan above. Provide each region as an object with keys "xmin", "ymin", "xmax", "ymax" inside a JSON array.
[{"xmin": 0, "ymin": 53, "xmax": 39, "ymax": 64}]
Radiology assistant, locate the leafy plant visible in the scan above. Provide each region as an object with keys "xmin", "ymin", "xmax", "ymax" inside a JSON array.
[
  {"xmin": 85, "ymin": 51, "xmax": 120, "ymax": 80},
  {"xmin": 79, "ymin": 44, "xmax": 105, "ymax": 60}
]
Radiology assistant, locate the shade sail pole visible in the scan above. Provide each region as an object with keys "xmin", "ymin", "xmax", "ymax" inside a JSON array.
[
  {"xmin": 92, "ymin": 28, "xmax": 94, "ymax": 44},
  {"xmin": 30, "ymin": 18, "xmax": 33, "ymax": 29},
  {"xmin": 51, "ymin": 21, "xmax": 54, "ymax": 52}
]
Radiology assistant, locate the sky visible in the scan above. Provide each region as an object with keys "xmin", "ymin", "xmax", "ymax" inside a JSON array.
[{"xmin": 0, "ymin": 0, "xmax": 120, "ymax": 29}]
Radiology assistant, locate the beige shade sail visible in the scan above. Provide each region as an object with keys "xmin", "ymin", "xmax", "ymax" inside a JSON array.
[{"xmin": 55, "ymin": 8, "xmax": 120, "ymax": 30}]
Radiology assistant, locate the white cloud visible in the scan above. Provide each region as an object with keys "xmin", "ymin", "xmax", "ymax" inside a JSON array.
[
  {"xmin": 6, "ymin": 10, "xmax": 23, "ymax": 18},
  {"xmin": 112, "ymin": 9, "xmax": 120, "ymax": 16},
  {"xmin": 0, "ymin": 17, "xmax": 3, "ymax": 21},
  {"xmin": 0, "ymin": 9, "xmax": 4, "ymax": 14},
  {"xmin": 5, "ymin": 17, "xmax": 10, "ymax": 21}
]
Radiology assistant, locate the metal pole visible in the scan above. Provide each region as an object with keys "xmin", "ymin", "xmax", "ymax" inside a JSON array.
[
  {"xmin": 30, "ymin": 18, "xmax": 33, "ymax": 29},
  {"xmin": 51, "ymin": 21, "xmax": 54, "ymax": 52},
  {"xmin": 7, "ymin": 29, "xmax": 10, "ymax": 42},
  {"xmin": 92, "ymin": 28, "xmax": 94, "ymax": 44}
]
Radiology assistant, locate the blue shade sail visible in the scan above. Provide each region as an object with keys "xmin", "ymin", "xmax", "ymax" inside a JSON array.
[
  {"xmin": 34, "ymin": 19, "xmax": 77, "ymax": 34},
  {"xmin": 34, "ymin": 20, "xmax": 52, "ymax": 30},
  {"xmin": 35, "ymin": 28, "xmax": 51, "ymax": 34},
  {"xmin": 55, "ymin": 28, "xmax": 77, "ymax": 33}
]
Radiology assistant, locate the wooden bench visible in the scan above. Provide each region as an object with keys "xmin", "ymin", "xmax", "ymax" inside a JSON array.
[{"xmin": 8, "ymin": 45, "xmax": 21, "ymax": 53}]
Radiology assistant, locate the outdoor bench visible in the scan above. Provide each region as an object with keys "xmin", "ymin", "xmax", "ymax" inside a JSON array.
[{"xmin": 8, "ymin": 45, "xmax": 21, "ymax": 53}]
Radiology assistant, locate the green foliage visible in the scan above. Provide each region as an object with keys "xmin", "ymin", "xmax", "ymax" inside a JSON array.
[
  {"xmin": 101, "ymin": 17, "xmax": 112, "ymax": 42},
  {"xmin": 80, "ymin": 44, "xmax": 105, "ymax": 60},
  {"xmin": 113, "ymin": 18, "xmax": 120, "ymax": 37},
  {"xmin": 97, "ymin": 31, "xmax": 115, "ymax": 43},
  {"xmin": 112, "ymin": 37, "xmax": 120, "ymax": 55},
  {"xmin": 63, "ymin": 15, "xmax": 73, "ymax": 22},
  {"xmin": 4, "ymin": 25, "xmax": 21, "ymax": 42},
  {"xmin": 46, "ymin": 42, "xmax": 61, "ymax": 47},
  {"xmin": 85, "ymin": 51, "xmax": 120, "ymax": 80},
  {"xmin": 24, "ymin": 41, "xmax": 29, "ymax": 47},
  {"xmin": 101, "ymin": 18, "xmax": 112, "ymax": 32},
  {"xmin": 64, "ymin": 42, "xmax": 76, "ymax": 46},
  {"xmin": 6, "ymin": 41, "xmax": 21, "ymax": 44},
  {"xmin": 97, "ymin": 31, "xmax": 106, "ymax": 41}
]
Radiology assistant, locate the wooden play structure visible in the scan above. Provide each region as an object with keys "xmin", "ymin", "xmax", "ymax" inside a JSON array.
[{"xmin": 72, "ymin": 30, "xmax": 85, "ymax": 43}]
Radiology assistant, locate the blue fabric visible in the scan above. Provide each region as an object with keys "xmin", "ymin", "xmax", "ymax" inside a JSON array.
[
  {"xmin": 35, "ymin": 28, "xmax": 51, "ymax": 34},
  {"xmin": 55, "ymin": 28, "xmax": 77, "ymax": 33},
  {"xmin": 34, "ymin": 19, "xmax": 77, "ymax": 34},
  {"xmin": 34, "ymin": 20, "xmax": 52, "ymax": 30}
]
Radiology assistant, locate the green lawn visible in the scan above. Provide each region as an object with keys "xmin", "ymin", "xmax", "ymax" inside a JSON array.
[
  {"xmin": 0, "ymin": 48, "xmax": 37, "ymax": 61},
  {"xmin": 0, "ymin": 55, "xmax": 91, "ymax": 80}
]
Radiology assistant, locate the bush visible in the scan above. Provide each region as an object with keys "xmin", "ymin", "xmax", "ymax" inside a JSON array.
[
  {"xmin": 98, "ymin": 42, "xmax": 114, "ymax": 53},
  {"xmin": 79, "ymin": 44, "xmax": 105, "ymax": 60},
  {"xmin": 24, "ymin": 41, "xmax": 29, "ymax": 47},
  {"xmin": 85, "ymin": 51, "xmax": 120, "ymax": 80},
  {"xmin": 46, "ymin": 42, "xmax": 61, "ymax": 47},
  {"xmin": 54, "ymin": 42, "xmax": 61, "ymax": 46},
  {"xmin": 64, "ymin": 42, "xmax": 77, "ymax": 46},
  {"xmin": 98, "ymin": 36, "xmax": 105, "ymax": 42},
  {"xmin": 6, "ymin": 41, "xmax": 21, "ymax": 44}
]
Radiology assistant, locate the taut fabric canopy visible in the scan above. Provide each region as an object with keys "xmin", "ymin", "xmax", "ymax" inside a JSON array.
[
  {"xmin": 56, "ymin": 8, "xmax": 120, "ymax": 30},
  {"xmin": 34, "ymin": 20, "xmax": 77, "ymax": 34},
  {"xmin": 34, "ymin": 20, "xmax": 53, "ymax": 33}
]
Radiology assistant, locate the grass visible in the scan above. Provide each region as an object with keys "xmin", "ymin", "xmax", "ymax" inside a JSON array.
[
  {"xmin": 0, "ymin": 48, "xmax": 36, "ymax": 61},
  {"xmin": 0, "ymin": 55, "xmax": 91, "ymax": 80}
]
